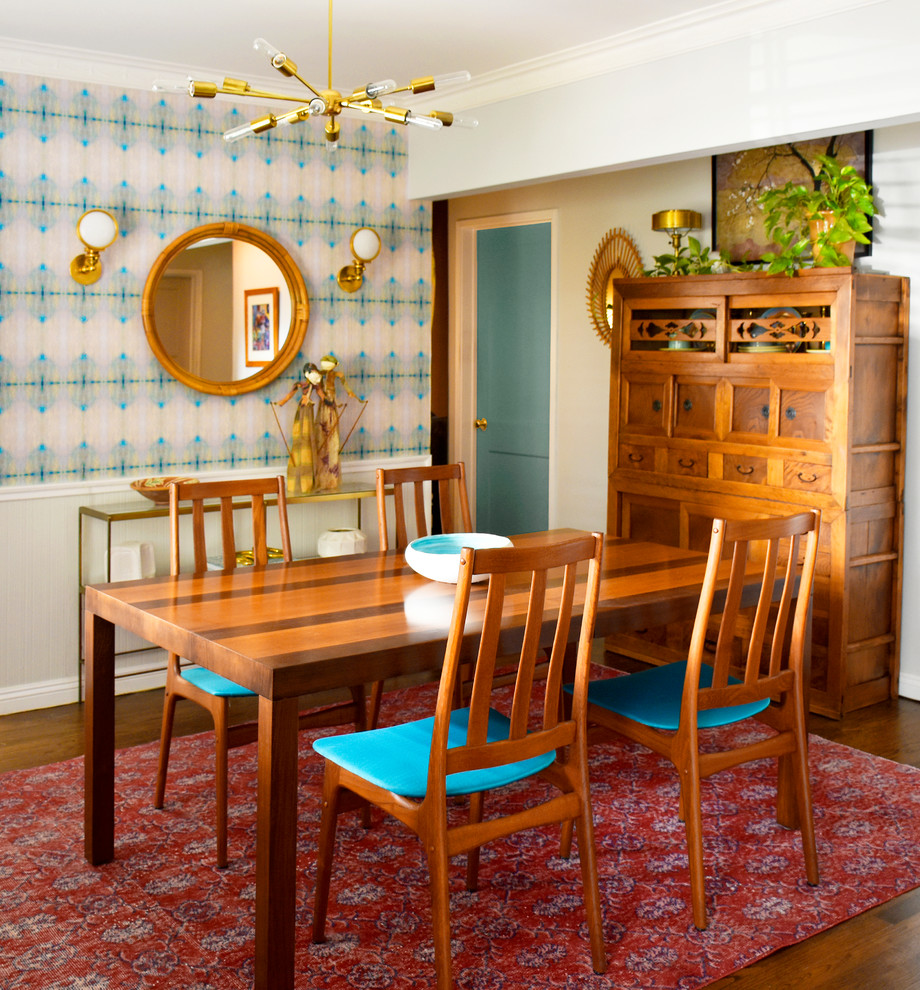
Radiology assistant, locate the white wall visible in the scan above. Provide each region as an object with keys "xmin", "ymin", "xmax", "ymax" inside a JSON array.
[
  {"xmin": 448, "ymin": 121, "xmax": 920, "ymax": 702},
  {"xmin": 411, "ymin": 0, "xmax": 920, "ymax": 201}
]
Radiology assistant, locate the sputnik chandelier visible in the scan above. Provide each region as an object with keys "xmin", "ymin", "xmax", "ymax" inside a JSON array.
[{"xmin": 155, "ymin": 0, "xmax": 477, "ymax": 145}]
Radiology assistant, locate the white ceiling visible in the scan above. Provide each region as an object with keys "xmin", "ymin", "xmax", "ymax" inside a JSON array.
[{"xmin": 1, "ymin": 0, "xmax": 756, "ymax": 99}]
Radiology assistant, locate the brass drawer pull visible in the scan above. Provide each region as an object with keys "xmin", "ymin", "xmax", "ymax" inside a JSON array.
[
  {"xmin": 678, "ymin": 458, "xmax": 695, "ymax": 468},
  {"xmin": 798, "ymin": 472, "xmax": 818, "ymax": 484},
  {"xmin": 736, "ymin": 464, "xmax": 755, "ymax": 476}
]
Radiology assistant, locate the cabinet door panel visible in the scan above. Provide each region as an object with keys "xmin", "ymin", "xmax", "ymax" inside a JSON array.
[
  {"xmin": 730, "ymin": 384, "xmax": 771, "ymax": 436},
  {"xmin": 620, "ymin": 492, "xmax": 680, "ymax": 546},
  {"xmin": 622, "ymin": 376, "xmax": 669, "ymax": 435},
  {"xmin": 674, "ymin": 379, "xmax": 718, "ymax": 438},
  {"xmin": 779, "ymin": 388, "xmax": 827, "ymax": 442}
]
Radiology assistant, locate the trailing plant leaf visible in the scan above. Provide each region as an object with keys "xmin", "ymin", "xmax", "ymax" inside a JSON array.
[{"xmin": 757, "ymin": 152, "xmax": 877, "ymax": 275}]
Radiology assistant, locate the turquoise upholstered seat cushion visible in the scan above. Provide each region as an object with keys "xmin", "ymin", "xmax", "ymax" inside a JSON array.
[
  {"xmin": 182, "ymin": 665, "xmax": 256, "ymax": 698},
  {"xmin": 313, "ymin": 707, "xmax": 555, "ymax": 799},
  {"xmin": 573, "ymin": 661, "xmax": 769, "ymax": 731}
]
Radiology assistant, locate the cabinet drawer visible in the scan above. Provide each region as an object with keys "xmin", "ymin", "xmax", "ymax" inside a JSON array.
[
  {"xmin": 723, "ymin": 454, "xmax": 767, "ymax": 484},
  {"xmin": 784, "ymin": 460, "xmax": 831, "ymax": 494},
  {"xmin": 666, "ymin": 448, "xmax": 707, "ymax": 478},
  {"xmin": 619, "ymin": 443, "xmax": 657, "ymax": 471}
]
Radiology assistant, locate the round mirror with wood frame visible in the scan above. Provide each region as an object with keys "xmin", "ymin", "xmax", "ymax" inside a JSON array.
[
  {"xmin": 142, "ymin": 222, "xmax": 309, "ymax": 396},
  {"xmin": 586, "ymin": 228, "xmax": 643, "ymax": 347}
]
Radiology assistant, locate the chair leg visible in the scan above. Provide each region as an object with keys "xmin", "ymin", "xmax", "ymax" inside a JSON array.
[
  {"xmin": 425, "ymin": 825, "xmax": 455, "ymax": 990},
  {"xmin": 790, "ymin": 718, "xmax": 820, "ymax": 886},
  {"xmin": 154, "ymin": 688, "xmax": 178, "ymax": 809},
  {"xmin": 574, "ymin": 803, "xmax": 608, "ymax": 975},
  {"xmin": 349, "ymin": 684, "xmax": 368, "ymax": 733},
  {"xmin": 680, "ymin": 759, "xmax": 708, "ymax": 930},
  {"xmin": 213, "ymin": 700, "xmax": 230, "ymax": 869},
  {"xmin": 347, "ymin": 685, "xmax": 373, "ymax": 830},
  {"xmin": 367, "ymin": 679, "xmax": 384, "ymax": 729},
  {"xmin": 312, "ymin": 765, "xmax": 343, "ymax": 943},
  {"xmin": 465, "ymin": 791, "xmax": 484, "ymax": 891},
  {"xmin": 559, "ymin": 819, "xmax": 574, "ymax": 859}
]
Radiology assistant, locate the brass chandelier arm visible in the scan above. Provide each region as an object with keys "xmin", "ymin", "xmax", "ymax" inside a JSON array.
[{"xmin": 190, "ymin": 80, "xmax": 319, "ymax": 104}]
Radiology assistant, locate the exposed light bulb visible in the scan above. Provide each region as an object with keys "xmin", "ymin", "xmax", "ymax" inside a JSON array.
[
  {"xmin": 405, "ymin": 112, "xmax": 443, "ymax": 131},
  {"xmin": 253, "ymin": 37, "xmax": 282, "ymax": 60},
  {"xmin": 364, "ymin": 79, "xmax": 397, "ymax": 99},
  {"xmin": 431, "ymin": 70, "xmax": 471, "ymax": 87},
  {"xmin": 223, "ymin": 122, "xmax": 256, "ymax": 143},
  {"xmin": 448, "ymin": 114, "xmax": 478, "ymax": 129},
  {"xmin": 152, "ymin": 79, "xmax": 191, "ymax": 94}
]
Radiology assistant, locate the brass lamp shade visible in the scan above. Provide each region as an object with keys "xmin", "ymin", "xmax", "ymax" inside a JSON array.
[{"xmin": 652, "ymin": 209, "xmax": 702, "ymax": 252}]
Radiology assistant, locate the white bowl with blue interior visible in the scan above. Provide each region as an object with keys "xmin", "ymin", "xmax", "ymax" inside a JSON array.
[{"xmin": 404, "ymin": 532, "xmax": 513, "ymax": 583}]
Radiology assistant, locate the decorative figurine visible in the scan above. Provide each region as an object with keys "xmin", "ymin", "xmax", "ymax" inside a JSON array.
[{"xmin": 272, "ymin": 356, "xmax": 366, "ymax": 494}]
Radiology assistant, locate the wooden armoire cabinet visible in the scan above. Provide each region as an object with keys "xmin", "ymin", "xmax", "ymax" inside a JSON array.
[{"xmin": 606, "ymin": 268, "xmax": 909, "ymax": 718}]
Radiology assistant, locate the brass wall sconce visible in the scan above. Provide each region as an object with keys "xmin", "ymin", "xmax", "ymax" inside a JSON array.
[
  {"xmin": 337, "ymin": 227, "xmax": 382, "ymax": 292},
  {"xmin": 651, "ymin": 209, "xmax": 702, "ymax": 253},
  {"xmin": 70, "ymin": 209, "xmax": 119, "ymax": 285}
]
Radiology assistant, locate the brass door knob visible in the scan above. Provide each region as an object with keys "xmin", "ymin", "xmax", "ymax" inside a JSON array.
[{"xmin": 474, "ymin": 418, "xmax": 488, "ymax": 431}]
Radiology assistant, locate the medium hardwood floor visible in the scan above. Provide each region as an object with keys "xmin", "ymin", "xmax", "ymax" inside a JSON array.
[{"xmin": 1, "ymin": 655, "xmax": 919, "ymax": 989}]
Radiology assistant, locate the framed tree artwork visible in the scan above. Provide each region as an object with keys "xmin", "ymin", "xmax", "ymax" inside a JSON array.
[
  {"xmin": 712, "ymin": 131, "xmax": 872, "ymax": 263},
  {"xmin": 244, "ymin": 287, "xmax": 279, "ymax": 367}
]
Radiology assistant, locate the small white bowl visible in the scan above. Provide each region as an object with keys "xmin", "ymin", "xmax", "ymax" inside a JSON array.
[{"xmin": 404, "ymin": 532, "xmax": 513, "ymax": 583}]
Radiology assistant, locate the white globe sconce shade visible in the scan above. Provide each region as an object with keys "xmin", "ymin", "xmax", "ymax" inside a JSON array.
[
  {"xmin": 337, "ymin": 226, "xmax": 381, "ymax": 292},
  {"xmin": 71, "ymin": 209, "xmax": 120, "ymax": 285}
]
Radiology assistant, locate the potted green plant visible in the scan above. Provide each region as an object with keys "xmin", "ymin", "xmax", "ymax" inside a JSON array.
[
  {"xmin": 758, "ymin": 152, "xmax": 877, "ymax": 275},
  {"xmin": 644, "ymin": 236, "xmax": 735, "ymax": 276}
]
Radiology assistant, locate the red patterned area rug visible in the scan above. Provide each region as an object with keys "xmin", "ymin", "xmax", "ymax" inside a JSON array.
[{"xmin": 3, "ymin": 672, "xmax": 920, "ymax": 989}]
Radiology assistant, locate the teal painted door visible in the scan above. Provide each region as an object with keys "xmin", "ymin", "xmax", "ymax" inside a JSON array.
[{"xmin": 475, "ymin": 223, "xmax": 551, "ymax": 535}]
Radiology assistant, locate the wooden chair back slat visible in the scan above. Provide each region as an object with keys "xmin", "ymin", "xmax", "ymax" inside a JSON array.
[
  {"xmin": 439, "ymin": 533, "xmax": 604, "ymax": 785},
  {"xmin": 684, "ymin": 510, "xmax": 820, "ymax": 721},
  {"xmin": 168, "ymin": 476, "xmax": 293, "ymax": 575}
]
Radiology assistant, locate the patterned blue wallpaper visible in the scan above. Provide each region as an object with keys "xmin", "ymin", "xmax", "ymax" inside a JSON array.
[{"xmin": 0, "ymin": 72, "xmax": 433, "ymax": 487}]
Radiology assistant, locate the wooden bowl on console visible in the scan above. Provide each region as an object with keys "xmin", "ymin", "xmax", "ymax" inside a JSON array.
[{"xmin": 131, "ymin": 477, "xmax": 198, "ymax": 504}]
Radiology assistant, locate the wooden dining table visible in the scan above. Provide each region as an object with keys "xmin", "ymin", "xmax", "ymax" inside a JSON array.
[{"xmin": 82, "ymin": 528, "xmax": 768, "ymax": 990}]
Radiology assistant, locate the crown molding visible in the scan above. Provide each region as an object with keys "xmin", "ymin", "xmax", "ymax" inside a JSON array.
[
  {"xmin": 0, "ymin": 0, "xmax": 885, "ymax": 109},
  {"xmin": 0, "ymin": 37, "xmax": 298, "ymax": 99},
  {"xmin": 413, "ymin": 0, "xmax": 886, "ymax": 111}
]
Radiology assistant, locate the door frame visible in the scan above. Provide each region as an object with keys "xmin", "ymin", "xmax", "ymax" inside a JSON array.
[{"xmin": 450, "ymin": 210, "xmax": 558, "ymax": 526}]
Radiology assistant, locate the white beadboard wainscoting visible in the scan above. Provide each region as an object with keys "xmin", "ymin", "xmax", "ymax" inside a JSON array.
[{"xmin": 0, "ymin": 458, "xmax": 427, "ymax": 715}]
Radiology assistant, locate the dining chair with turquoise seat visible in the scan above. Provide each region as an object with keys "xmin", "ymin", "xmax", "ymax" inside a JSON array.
[
  {"xmin": 573, "ymin": 509, "xmax": 821, "ymax": 930},
  {"xmin": 368, "ymin": 461, "xmax": 474, "ymax": 727},
  {"xmin": 153, "ymin": 475, "xmax": 367, "ymax": 868},
  {"xmin": 311, "ymin": 531, "xmax": 608, "ymax": 989}
]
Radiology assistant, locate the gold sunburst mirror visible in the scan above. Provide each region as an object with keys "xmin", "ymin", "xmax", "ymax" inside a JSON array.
[{"xmin": 586, "ymin": 228, "xmax": 643, "ymax": 346}]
